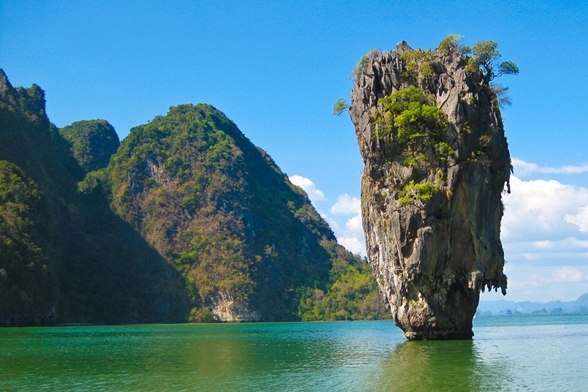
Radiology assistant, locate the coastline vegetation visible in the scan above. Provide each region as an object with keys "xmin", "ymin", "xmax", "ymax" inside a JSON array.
[{"xmin": 298, "ymin": 257, "xmax": 391, "ymax": 321}]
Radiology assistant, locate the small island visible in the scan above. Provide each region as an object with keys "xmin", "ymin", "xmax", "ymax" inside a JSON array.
[{"xmin": 346, "ymin": 36, "xmax": 517, "ymax": 339}]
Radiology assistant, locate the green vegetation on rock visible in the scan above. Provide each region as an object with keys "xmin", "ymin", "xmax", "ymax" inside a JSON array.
[
  {"xmin": 398, "ymin": 180, "xmax": 439, "ymax": 206},
  {"xmin": 400, "ymin": 49, "xmax": 437, "ymax": 81},
  {"xmin": 60, "ymin": 120, "xmax": 120, "ymax": 173},
  {"xmin": 438, "ymin": 34, "xmax": 464, "ymax": 54},
  {"xmin": 333, "ymin": 98, "xmax": 349, "ymax": 116},
  {"xmin": 370, "ymin": 85, "xmax": 454, "ymax": 204},
  {"xmin": 373, "ymin": 86, "xmax": 448, "ymax": 150}
]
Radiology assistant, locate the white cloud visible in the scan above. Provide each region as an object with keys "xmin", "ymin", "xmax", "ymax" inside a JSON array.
[
  {"xmin": 502, "ymin": 238, "xmax": 588, "ymax": 266},
  {"xmin": 500, "ymin": 175, "xmax": 588, "ymax": 272},
  {"xmin": 337, "ymin": 236, "xmax": 365, "ymax": 256},
  {"xmin": 512, "ymin": 158, "xmax": 588, "ymax": 177},
  {"xmin": 481, "ymin": 263, "xmax": 588, "ymax": 302},
  {"xmin": 330, "ymin": 194, "xmax": 360, "ymax": 214},
  {"xmin": 532, "ymin": 238, "xmax": 588, "ymax": 250},
  {"xmin": 337, "ymin": 213, "xmax": 366, "ymax": 255},
  {"xmin": 346, "ymin": 213, "xmax": 363, "ymax": 234},
  {"xmin": 334, "ymin": 213, "xmax": 366, "ymax": 256},
  {"xmin": 289, "ymin": 175, "xmax": 325, "ymax": 203},
  {"xmin": 511, "ymin": 158, "xmax": 541, "ymax": 177},
  {"xmin": 566, "ymin": 205, "xmax": 588, "ymax": 233},
  {"xmin": 325, "ymin": 194, "xmax": 366, "ymax": 256},
  {"xmin": 552, "ymin": 266, "xmax": 585, "ymax": 283},
  {"xmin": 501, "ymin": 175, "xmax": 588, "ymax": 241},
  {"xmin": 515, "ymin": 251, "xmax": 588, "ymax": 264}
]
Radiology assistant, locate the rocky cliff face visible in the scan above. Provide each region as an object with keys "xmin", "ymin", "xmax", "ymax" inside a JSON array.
[{"xmin": 349, "ymin": 42, "xmax": 510, "ymax": 339}]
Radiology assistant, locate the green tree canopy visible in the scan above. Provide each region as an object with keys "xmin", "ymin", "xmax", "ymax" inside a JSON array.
[
  {"xmin": 438, "ymin": 35, "xmax": 519, "ymax": 84},
  {"xmin": 333, "ymin": 98, "xmax": 349, "ymax": 116},
  {"xmin": 463, "ymin": 40, "xmax": 519, "ymax": 83}
]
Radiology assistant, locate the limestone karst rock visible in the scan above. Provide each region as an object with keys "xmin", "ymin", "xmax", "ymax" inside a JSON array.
[
  {"xmin": 0, "ymin": 69, "xmax": 189, "ymax": 326},
  {"xmin": 1, "ymin": 68, "xmax": 386, "ymax": 326},
  {"xmin": 349, "ymin": 41, "xmax": 511, "ymax": 339},
  {"xmin": 103, "ymin": 103, "xmax": 366, "ymax": 322}
]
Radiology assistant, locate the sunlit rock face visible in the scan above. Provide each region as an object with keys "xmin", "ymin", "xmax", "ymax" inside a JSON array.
[{"xmin": 349, "ymin": 42, "xmax": 510, "ymax": 340}]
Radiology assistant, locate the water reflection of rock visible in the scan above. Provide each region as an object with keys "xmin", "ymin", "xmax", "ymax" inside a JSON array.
[{"xmin": 374, "ymin": 340, "xmax": 514, "ymax": 391}]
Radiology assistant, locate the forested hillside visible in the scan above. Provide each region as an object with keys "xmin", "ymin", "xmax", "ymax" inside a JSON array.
[
  {"xmin": 0, "ymin": 70, "xmax": 388, "ymax": 325},
  {"xmin": 0, "ymin": 70, "xmax": 188, "ymax": 325}
]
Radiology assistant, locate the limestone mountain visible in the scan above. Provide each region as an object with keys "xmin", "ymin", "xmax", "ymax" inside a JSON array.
[
  {"xmin": 60, "ymin": 119, "xmax": 120, "ymax": 173},
  {"xmin": 348, "ymin": 39, "xmax": 512, "ymax": 339},
  {"xmin": 106, "ymin": 103, "xmax": 367, "ymax": 321},
  {"xmin": 0, "ymin": 69, "xmax": 387, "ymax": 325},
  {"xmin": 0, "ymin": 69, "xmax": 190, "ymax": 326}
]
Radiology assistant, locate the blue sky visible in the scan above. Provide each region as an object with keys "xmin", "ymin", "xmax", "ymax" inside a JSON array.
[{"xmin": 1, "ymin": 0, "xmax": 587, "ymax": 302}]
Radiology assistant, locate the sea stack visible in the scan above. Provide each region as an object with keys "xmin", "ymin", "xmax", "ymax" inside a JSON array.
[{"xmin": 349, "ymin": 40, "xmax": 511, "ymax": 339}]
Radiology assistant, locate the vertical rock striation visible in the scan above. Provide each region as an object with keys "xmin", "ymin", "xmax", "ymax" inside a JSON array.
[{"xmin": 349, "ymin": 42, "xmax": 510, "ymax": 339}]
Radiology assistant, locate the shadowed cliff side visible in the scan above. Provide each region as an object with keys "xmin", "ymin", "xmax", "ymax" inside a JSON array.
[
  {"xmin": 348, "ymin": 39, "xmax": 512, "ymax": 339},
  {"xmin": 0, "ymin": 69, "xmax": 189, "ymax": 325}
]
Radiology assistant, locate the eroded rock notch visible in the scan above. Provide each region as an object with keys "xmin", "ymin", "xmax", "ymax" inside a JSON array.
[{"xmin": 349, "ymin": 40, "xmax": 511, "ymax": 340}]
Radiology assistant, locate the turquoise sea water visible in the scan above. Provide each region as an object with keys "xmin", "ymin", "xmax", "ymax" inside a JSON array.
[{"xmin": 1, "ymin": 314, "xmax": 587, "ymax": 391}]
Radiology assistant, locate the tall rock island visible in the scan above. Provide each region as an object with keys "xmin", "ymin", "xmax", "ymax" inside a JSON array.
[{"xmin": 349, "ymin": 39, "xmax": 512, "ymax": 339}]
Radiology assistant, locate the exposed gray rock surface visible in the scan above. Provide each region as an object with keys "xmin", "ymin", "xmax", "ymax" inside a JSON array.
[{"xmin": 349, "ymin": 42, "xmax": 511, "ymax": 339}]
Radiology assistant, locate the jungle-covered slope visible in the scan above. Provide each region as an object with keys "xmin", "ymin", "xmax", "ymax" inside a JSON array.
[
  {"xmin": 0, "ymin": 70, "xmax": 388, "ymax": 325},
  {"xmin": 0, "ymin": 70, "xmax": 187, "ymax": 325}
]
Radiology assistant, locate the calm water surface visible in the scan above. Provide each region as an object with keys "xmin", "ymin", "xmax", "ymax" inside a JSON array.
[{"xmin": 1, "ymin": 315, "xmax": 587, "ymax": 391}]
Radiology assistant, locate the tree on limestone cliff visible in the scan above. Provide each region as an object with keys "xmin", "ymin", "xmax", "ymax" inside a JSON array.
[
  {"xmin": 463, "ymin": 40, "xmax": 519, "ymax": 83},
  {"xmin": 439, "ymin": 35, "xmax": 519, "ymax": 83},
  {"xmin": 333, "ymin": 98, "xmax": 349, "ymax": 116},
  {"xmin": 439, "ymin": 35, "xmax": 518, "ymax": 107},
  {"xmin": 463, "ymin": 40, "xmax": 519, "ymax": 107}
]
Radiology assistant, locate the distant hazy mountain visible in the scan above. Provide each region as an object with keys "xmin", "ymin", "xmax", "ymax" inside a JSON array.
[{"xmin": 477, "ymin": 293, "xmax": 588, "ymax": 316}]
